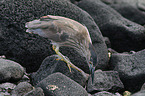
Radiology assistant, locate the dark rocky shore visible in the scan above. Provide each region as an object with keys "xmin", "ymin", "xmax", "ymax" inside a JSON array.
[{"xmin": 0, "ymin": 0, "xmax": 145, "ymax": 95}]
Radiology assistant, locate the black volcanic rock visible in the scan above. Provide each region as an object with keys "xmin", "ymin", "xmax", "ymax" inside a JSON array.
[
  {"xmin": 87, "ymin": 70, "xmax": 124, "ymax": 93},
  {"xmin": 0, "ymin": 0, "xmax": 108, "ymax": 72},
  {"xmin": 109, "ymin": 49, "xmax": 145, "ymax": 92},
  {"xmin": 101, "ymin": 0, "xmax": 145, "ymax": 25},
  {"xmin": 31, "ymin": 55, "xmax": 88, "ymax": 86},
  {"xmin": 93, "ymin": 91, "xmax": 121, "ymax": 96},
  {"xmin": 77, "ymin": 0, "xmax": 145, "ymax": 52},
  {"xmin": 36, "ymin": 72, "xmax": 88, "ymax": 96}
]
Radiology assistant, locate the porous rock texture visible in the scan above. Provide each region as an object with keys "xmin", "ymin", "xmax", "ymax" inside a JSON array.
[
  {"xmin": 0, "ymin": 0, "xmax": 145, "ymax": 95},
  {"xmin": 36, "ymin": 72, "xmax": 88, "ymax": 96},
  {"xmin": 87, "ymin": 70, "xmax": 124, "ymax": 93},
  {"xmin": 77, "ymin": 0, "xmax": 145, "ymax": 52},
  {"xmin": 0, "ymin": 0, "xmax": 108, "ymax": 72},
  {"xmin": 31, "ymin": 55, "xmax": 88, "ymax": 86},
  {"xmin": 101, "ymin": 0, "xmax": 145, "ymax": 25},
  {"xmin": 109, "ymin": 49, "xmax": 145, "ymax": 92},
  {"xmin": 0, "ymin": 58, "xmax": 25, "ymax": 83}
]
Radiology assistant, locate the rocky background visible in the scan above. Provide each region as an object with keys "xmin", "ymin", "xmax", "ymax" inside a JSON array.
[{"xmin": 0, "ymin": 0, "xmax": 145, "ymax": 96}]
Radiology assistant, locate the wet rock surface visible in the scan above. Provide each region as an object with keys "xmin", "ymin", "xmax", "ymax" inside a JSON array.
[{"xmin": 0, "ymin": 0, "xmax": 145, "ymax": 96}]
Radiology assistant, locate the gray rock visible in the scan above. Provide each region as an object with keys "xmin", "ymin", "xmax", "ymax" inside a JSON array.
[
  {"xmin": 141, "ymin": 83, "xmax": 145, "ymax": 90},
  {"xmin": 101, "ymin": 0, "xmax": 145, "ymax": 25},
  {"xmin": 24, "ymin": 87, "xmax": 44, "ymax": 96},
  {"xmin": 103, "ymin": 37, "xmax": 111, "ymax": 48},
  {"xmin": 0, "ymin": 82, "xmax": 16, "ymax": 94},
  {"xmin": 77, "ymin": 0, "xmax": 145, "ymax": 52},
  {"xmin": 70, "ymin": 0, "xmax": 81, "ymax": 4},
  {"xmin": 132, "ymin": 90, "xmax": 145, "ymax": 96},
  {"xmin": 36, "ymin": 72, "xmax": 88, "ymax": 96},
  {"xmin": 87, "ymin": 70, "xmax": 124, "ymax": 93},
  {"xmin": 0, "ymin": 59, "xmax": 25, "ymax": 82},
  {"xmin": 109, "ymin": 49, "xmax": 145, "ymax": 92},
  {"xmin": 0, "ymin": 55, "xmax": 6, "ymax": 59},
  {"xmin": 0, "ymin": 92, "xmax": 10, "ymax": 96},
  {"xmin": 93, "ymin": 91, "xmax": 121, "ymax": 96},
  {"xmin": 19, "ymin": 74, "xmax": 30, "ymax": 83},
  {"xmin": 31, "ymin": 55, "xmax": 88, "ymax": 86},
  {"xmin": 11, "ymin": 82, "xmax": 33, "ymax": 96}
]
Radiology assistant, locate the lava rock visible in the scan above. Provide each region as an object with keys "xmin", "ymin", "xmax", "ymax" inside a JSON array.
[
  {"xmin": 0, "ymin": 92, "xmax": 10, "ymax": 96},
  {"xmin": 103, "ymin": 37, "xmax": 111, "ymax": 48},
  {"xmin": 101, "ymin": 0, "xmax": 145, "ymax": 25},
  {"xmin": 24, "ymin": 87, "xmax": 44, "ymax": 96},
  {"xmin": 132, "ymin": 90, "xmax": 145, "ymax": 96},
  {"xmin": 93, "ymin": 91, "xmax": 121, "ymax": 96},
  {"xmin": 36, "ymin": 72, "xmax": 88, "ymax": 96},
  {"xmin": 87, "ymin": 70, "xmax": 124, "ymax": 93},
  {"xmin": 19, "ymin": 74, "xmax": 30, "ymax": 83},
  {"xmin": 0, "ymin": 59, "xmax": 25, "ymax": 83},
  {"xmin": 141, "ymin": 83, "xmax": 145, "ymax": 90},
  {"xmin": 0, "ymin": 0, "xmax": 108, "ymax": 72},
  {"xmin": 11, "ymin": 82, "xmax": 33, "ymax": 96},
  {"xmin": 31, "ymin": 55, "xmax": 88, "ymax": 86},
  {"xmin": 77, "ymin": 0, "xmax": 145, "ymax": 52},
  {"xmin": 70, "ymin": 0, "xmax": 81, "ymax": 4},
  {"xmin": 109, "ymin": 49, "xmax": 145, "ymax": 92},
  {"xmin": 0, "ymin": 83, "xmax": 16, "ymax": 94}
]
